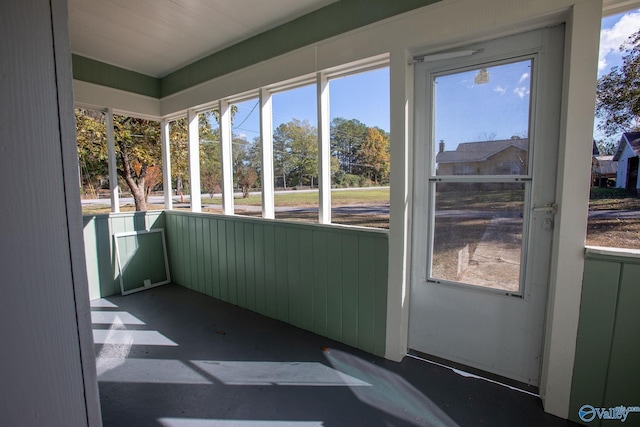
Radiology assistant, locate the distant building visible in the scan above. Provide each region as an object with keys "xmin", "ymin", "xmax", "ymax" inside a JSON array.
[
  {"xmin": 436, "ymin": 138, "xmax": 528, "ymax": 175},
  {"xmin": 612, "ymin": 132, "xmax": 640, "ymax": 191},
  {"xmin": 591, "ymin": 140, "xmax": 617, "ymax": 187}
]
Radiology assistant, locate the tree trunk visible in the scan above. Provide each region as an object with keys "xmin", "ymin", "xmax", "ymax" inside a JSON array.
[
  {"xmin": 118, "ymin": 143, "xmax": 148, "ymax": 211},
  {"xmin": 131, "ymin": 184, "xmax": 148, "ymax": 211}
]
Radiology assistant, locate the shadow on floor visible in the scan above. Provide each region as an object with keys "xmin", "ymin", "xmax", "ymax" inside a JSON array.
[{"xmin": 91, "ymin": 284, "xmax": 579, "ymax": 427}]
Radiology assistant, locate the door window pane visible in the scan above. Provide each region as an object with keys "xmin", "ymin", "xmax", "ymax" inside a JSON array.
[
  {"xmin": 431, "ymin": 182, "xmax": 525, "ymax": 292},
  {"xmin": 434, "ymin": 60, "xmax": 532, "ymax": 176}
]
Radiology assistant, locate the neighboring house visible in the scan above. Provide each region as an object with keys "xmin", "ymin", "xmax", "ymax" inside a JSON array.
[
  {"xmin": 591, "ymin": 155, "xmax": 617, "ymax": 187},
  {"xmin": 592, "ymin": 140, "xmax": 617, "ymax": 187},
  {"xmin": 436, "ymin": 138, "xmax": 528, "ymax": 175},
  {"xmin": 612, "ymin": 131, "xmax": 640, "ymax": 191}
]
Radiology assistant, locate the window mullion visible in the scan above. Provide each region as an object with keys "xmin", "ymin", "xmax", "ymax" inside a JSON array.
[
  {"xmin": 317, "ymin": 72, "xmax": 331, "ymax": 224},
  {"xmin": 106, "ymin": 108, "xmax": 120, "ymax": 213},
  {"xmin": 219, "ymin": 100, "xmax": 234, "ymax": 215},
  {"xmin": 161, "ymin": 120, "xmax": 172, "ymax": 210},
  {"xmin": 188, "ymin": 109, "xmax": 201, "ymax": 212},
  {"xmin": 260, "ymin": 88, "xmax": 275, "ymax": 219}
]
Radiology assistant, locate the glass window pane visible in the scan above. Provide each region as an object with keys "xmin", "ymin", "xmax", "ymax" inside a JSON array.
[
  {"xmin": 169, "ymin": 118, "xmax": 191, "ymax": 211},
  {"xmin": 330, "ymin": 67, "xmax": 390, "ymax": 228},
  {"xmin": 272, "ymin": 84, "xmax": 318, "ymax": 223},
  {"xmin": 434, "ymin": 60, "xmax": 532, "ymax": 176},
  {"xmin": 431, "ymin": 182, "xmax": 525, "ymax": 293},
  {"xmin": 197, "ymin": 111, "xmax": 222, "ymax": 214},
  {"xmin": 231, "ymin": 99, "xmax": 262, "ymax": 217},
  {"xmin": 76, "ymin": 108, "xmax": 109, "ymax": 214},
  {"xmin": 113, "ymin": 114, "xmax": 162, "ymax": 212}
]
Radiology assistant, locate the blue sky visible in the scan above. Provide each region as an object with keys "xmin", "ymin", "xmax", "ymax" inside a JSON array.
[
  {"xmin": 229, "ymin": 11, "xmax": 640, "ymax": 146},
  {"xmin": 595, "ymin": 9, "xmax": 640, "ymax": 143},
  {"xmin": 435, "ymin": 60, "xmax": 531, "ymax": 150},
  {"xmin": 230, "ymin": 68, "xmax": 390, "ymax": 141}
]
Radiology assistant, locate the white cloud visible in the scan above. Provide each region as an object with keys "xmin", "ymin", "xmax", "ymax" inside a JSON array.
[
  {"xmin": 599, "ymin": 10, "xmax": 640, "ymax": 72},
  {"xmin": 494, "ymin": 85, "xmax": 506, "ymax": 95},
  {"xmin": 518, "ymin": 72, "xmax": 529, "ymax": 83},
  {"xmin": 513, "ymin": 87, "xmax": 530, "ymax": 99}
]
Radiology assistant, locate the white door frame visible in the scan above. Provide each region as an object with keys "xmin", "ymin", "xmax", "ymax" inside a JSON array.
[{"xmin": 408, "ymin": 25, "xmax": 565, "ymax": 387}]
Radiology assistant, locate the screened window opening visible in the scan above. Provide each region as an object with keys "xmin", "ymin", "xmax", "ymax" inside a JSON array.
[
  {"xmin": 586, "ymin": 11, "xmax": 640, "ymax": 250},
  {"xmin": 329, "ymin": 67, "xmax": 390, "ymax": 229},
  {"xmin": 75, "ymin": 107, "xmax": 109, "ymax": 215},
  {"xmin": 231, "ymin": 98, "xmax": 262, "ymax": 217},
  {"xmin": 271, "ymin": 84, "xmax": 319, "ymax": 223},
  {"xmin": 112, "ymin": 114, "xmax": 163, "ymax": 212},
  {"xmin": 197, "ymin": 110, "xmax": 222, "ymax": 214}
]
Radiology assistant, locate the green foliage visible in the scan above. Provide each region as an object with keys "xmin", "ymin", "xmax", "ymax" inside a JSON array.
[
  {"xmin": 75, "ymin": 109, "xmax": 108, "ymax": 196},
  {"xmin": 232, "ymin": 136, "xmax": 260, "ymax": 196},
  {"xmin": 359, "ymin": 127, "xmax": 390, "ymax": 184},
  {"xmin": 112, "ymin": 114, "xmax": 162, "ymax": 210},
  {"xmin": 595, "ymin": 139, "xmax": 617, "ymax": 155},
  {"xmin": 332, "ymin": 171, "xmax": 371, "ymax": 187},
  {"xmin": 331, "ymin": 117, "xmax": 368, "ymax": 174},
  {"xmin": 77, "ymin": 106, "xmax": 392, "ymax": 209},
  {"xmin": 273, "ymin": 119, "xmax": 318, "ymax": 188},
  {"xmin": 199, "ymin": 112, "xmax": 221, "ymax": 196},
  {"xmin": 330, "ymin": 118, "xmax": 390, "ymax": 186},
  {"xmin": 596, "ymin": 29, "xmax": 640, "ymax": 136}
]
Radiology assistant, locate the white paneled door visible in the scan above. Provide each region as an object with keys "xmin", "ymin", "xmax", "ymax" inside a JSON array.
[{"xmin": 409, "ymin": 26, "xmax": 564, "ymax": 387}]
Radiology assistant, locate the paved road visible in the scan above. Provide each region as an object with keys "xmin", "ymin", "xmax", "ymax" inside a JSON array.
[{"xmin": 81, "ymin": 194, "xmax": 640, "ymax": 219}]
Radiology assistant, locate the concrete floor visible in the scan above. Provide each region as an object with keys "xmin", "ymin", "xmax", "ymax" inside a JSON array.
[{"xmin": 92, "ymin": 285, "xmax": 580, "ymax": 427}]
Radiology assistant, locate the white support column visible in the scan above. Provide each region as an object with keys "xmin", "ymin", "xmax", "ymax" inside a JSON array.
[
  {"xmin": 161, "ymin": 120, "xmax": 172, "ymax": 210},
  {"xmin": 385, "ymin": 48, "xmax": 413, "ymax": 362},
  {"xmin": 106, "ymin": 108, "xmax": 119, "ymax": 213},
  {"xmin": 220, "ymin": 100, "xmax": 234, "ymax": 215},
  {"xmin": 317, "ymin": 72, "xmax": 331, "ymax": 224},
  {"xmin": 188, "ymin": 109, "xmax": 201, "ymax": 212},
  {"xmin": 260, "ymin": 88, "xmax": 275, "ymax": 219},
  {"xmin": 540, "ymin": 0, "xmax": 602, "ymax": 418}
]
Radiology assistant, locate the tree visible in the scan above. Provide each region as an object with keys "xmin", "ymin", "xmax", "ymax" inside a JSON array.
[
  {"xmin": 273, "ymin": 119, "xmax": 318, "ymax": 188},
  {"xmin": 75, "ymin": 109, "xmax": 108, "ymax": 196},
  {"xmin": 236, "ymin": 167, "xmax": 258, "ymax": 198},
  {"xmin": 359, "ymin": 127, "xmax": 390, "ymax": 184},
  {"xmin": 199, "ymin": 113, "xmax": 222, "ymax": 197},
  {"xmin": 232, "ymin": 136, "xmax": 259, "ymax": 197},
  {"xmin": 76, "ymin": 110, "xmax": 164, "ymax": 211},
  {"xmin": 596, "ymin": 29, "xmax": 640, "ymax": 137},
  {"xmin": 330, "ymin": 117, "xmax": 368, "ymax": 174},
  {"xmin": 113, "ymin": 115, "xmax": 162, "ymax": 211}
]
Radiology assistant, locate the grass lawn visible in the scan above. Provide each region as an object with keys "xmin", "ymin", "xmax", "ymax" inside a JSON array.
[
  {"xmin": 202, "ymin": 187, "xmax": 390, "ymax": 207},
  {"xmin": 587, "ymin": 188, "xmax": 640, "ymax": 249}
]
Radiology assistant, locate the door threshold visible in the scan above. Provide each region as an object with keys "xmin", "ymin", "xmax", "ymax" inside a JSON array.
[{"xmin": 407, "ymin": 350, "xmax": 539, "ymax": 397}]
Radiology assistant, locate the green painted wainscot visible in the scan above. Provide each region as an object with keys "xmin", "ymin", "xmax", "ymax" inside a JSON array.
[
  {"xmin": 569, "ymin": 247, "xmax": 640, "ymax": 426},
  {"xmin": 82, "ymin": 211, "xmax": 389, "ymax": 357},
  {"xmin": 83, "ymin": 211, "xmax": 165, "ymax": 299}
]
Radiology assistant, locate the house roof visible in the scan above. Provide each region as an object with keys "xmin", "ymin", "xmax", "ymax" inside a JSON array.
[
  {"xmin": 436, "ymin": 138, "xmax": 528, "ymax": 163},
  {"xmin": 593, "ymin": 155, "xmax": 618, "ymax": 175},
  {"xmin": 612, "ymin": 131, "xmax": 640, "ymax": 161}
]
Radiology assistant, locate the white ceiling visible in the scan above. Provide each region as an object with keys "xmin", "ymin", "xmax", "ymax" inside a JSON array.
[{"xmin": 68, "ymin": 0, "xmax": 339, "ymax": 78}]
